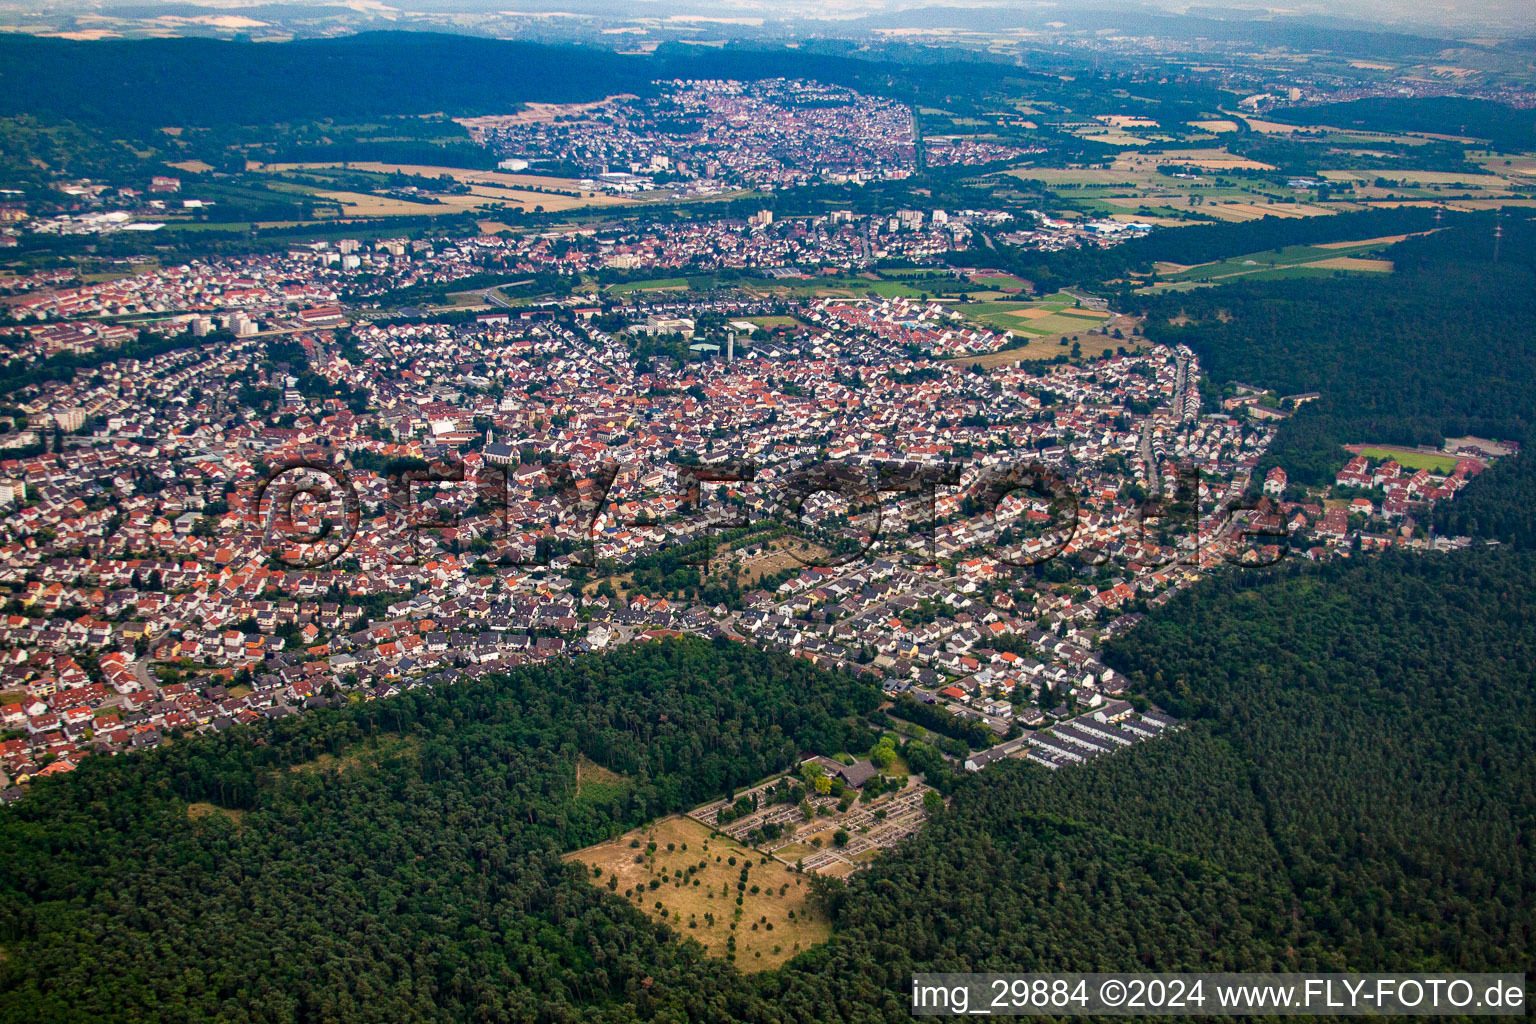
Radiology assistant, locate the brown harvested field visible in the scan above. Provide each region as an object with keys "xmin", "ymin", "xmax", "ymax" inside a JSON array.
[
  {"xmin": 1232, "ymin": 116, "xmax": 1306, "ymax": 134},
  {"xmin": 1202, "ymin": 202, "xmax": 1337, "ymax": 222},
  {"xmin": 1117, "ymin": 148, "xmax": 1276, "ymax": 171},
  {"xmin": 1312, "ymin": 257, "xmax": 1393, "ymax": 271},
  {"xmin": 1485, "ymin": 154, "xmax": 1536, "ymax": 175},
  {"xmin": 567, "ymin": 815, "xmax": 830, "ymax": 972},
  {"xmin": 946, "ymin": 346, "xmax": 1040, "ymax": 369},
  {"xmin": 312, "ymin": 190, "xmax": 469, "ymax": 217},
  {"xmin": 1070, "ymin": 128, "xmax": 1155, "ymax": 146},
  {"xmin": 167, "ymin": 159, "xmax": 213, "ymax": 173},
  {"xmin": 456, "ymin": 98, "xmax": 633, "ymax": 129},
  {"xmin": 314, "ymin": 186, "xmax": 616, "ymax": 218},
  {"xmin": 1188, "ymin": 119, "xmax": 1240, "ymax": 133},
  {"xmin": 1316, "ymin": 233, "xmax": 1417, "ymax": 248},
  {"xmin": 1441, "ymin": 198, "xmax": 1536, "ymax": 212},
  {"xmin": 1320, "ymin": 169, "xmax": 1515, "ymax": 188},
  {"xmin": 1110, "ymin": 212, "xmax": 1190, "ymax": 227}
]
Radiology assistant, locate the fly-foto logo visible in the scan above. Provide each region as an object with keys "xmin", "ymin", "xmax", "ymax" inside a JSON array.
[{"xmin": 248, "ymin": 454, "xmax": 1289, "ymax": 575}]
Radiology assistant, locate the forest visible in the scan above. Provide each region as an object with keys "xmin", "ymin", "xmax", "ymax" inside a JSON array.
[
  {"xmin": 740, "ymin": 547, "xmax": 1535, "ymax": 1019},
  {"xmin": 1432, "ymin": 446, "xmax": 1536, "ymax": 550},
  {"xmin": 0, "ymin": 33, "xmax": 1027, "ymax": 130},
  {"xmin": 1137, "ymin": 211, "xmax": 1536, "ymax": 484},
  {"xmin": 0, "ymin": 638, "xmax": 879, "ymax": 1022},
  {"xmin": 1262, "ymin": 97, "xmax": 1536, "ymax": 151}
]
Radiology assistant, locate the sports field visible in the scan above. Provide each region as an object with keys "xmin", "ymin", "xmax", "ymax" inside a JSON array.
[
  {"xmin": 606, "ymin": 277, "xmax": 692, "ymax": 295},
  {"xmin": 1355, "ymin": 447, "xmax": 1461, "ymax": 472}
]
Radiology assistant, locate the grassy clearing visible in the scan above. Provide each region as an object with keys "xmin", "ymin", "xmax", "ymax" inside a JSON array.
[
  {"xmin": 574, "ymin": 756, "xmax": 631, "ymax": 806},
  {"xmin": 287, "ymin": 734, "xmax": 419, "ymax": 776},
  {"xmin": 567, "ymin": 815, "xmax": 830, "ymax": 972},
  {"xmin": 187, "ymin": 801, "xmax": 246, "ymax": 826}
]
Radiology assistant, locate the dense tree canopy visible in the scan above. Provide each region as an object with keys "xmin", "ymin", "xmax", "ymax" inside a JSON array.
[
  {"xmin": 1139, "ymin": 213, "xmax": 1536, "ymax": 483},
  {"xmin": 0, "ymin": 638, "xmax": 878, "ymax": 1022},
  {"xmin": 1000, "ymin": 206, "xmax": 1442, "ymax": 294}
]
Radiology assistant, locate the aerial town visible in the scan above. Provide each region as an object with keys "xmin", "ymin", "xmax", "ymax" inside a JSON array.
[
  {"xmin": 464, "ymin": 79, "xmax": 922, "ymax": 194},
  {"xmin": 0, "ymin": 9, "xmax": 1531, "ymax": 1018},
  {"xmin": 0, "ymin": 180, "xmax": 1500, "ymax": 801}
]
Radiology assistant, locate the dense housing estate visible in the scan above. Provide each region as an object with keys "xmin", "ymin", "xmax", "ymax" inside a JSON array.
[{"xmin": 0, "ymin": 228, "xmax": 1490, "ymax": 802}]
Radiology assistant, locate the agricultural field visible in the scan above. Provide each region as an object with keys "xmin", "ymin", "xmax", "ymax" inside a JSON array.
[
  {"xmin": 1003, "ymin": 148, "xmax": 1355, "ymax": 226},
  {"xmin": 1003, "ymin": 137, "xmax": 1536, "ymax": 228},
  {"xmin": 965, "ymin": 270, "xmax": 1031, "ymax": 291},
  {"xmin": 1139, "ymin": 237, "xmax": 1403, "ymax": 291},
  {"xmin": 1188, "ymin": 119, "xmax": 1241, "ymax": 134},
  {"xmin": 253, "ymin": 160, "xmax": 603, "ymax": 194},
  {"xmin": 1319, "ymin": 168, "xmax": 1527, "ymax": 202},
  {"xmin": 245, "ymin": 161, "xmax": 634, "ymax": 219},
  {"xmin": 947, "ymin": 331, "xmax": 1126, "ymax": 368},
  {"xmin": 308, "ymin": 185, "xmax": 602, "ymax": 217},
  {"xmin": 1196, "ymin": 200, "xmax": 1344, "ymax": 222},
  {"xmin": 960, "ymin": 293, "xmax": 1113, "ymax": 337},
  {"xmin": 566, "ymin": 814, "xmax": 830, "ymax": 971},
  {"xmin": 948, "ymin": 295, "xmax": 1128, "ymax": 367}
]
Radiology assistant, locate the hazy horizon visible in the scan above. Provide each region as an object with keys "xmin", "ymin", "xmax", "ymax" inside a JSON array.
[{"xmin": 3, "ymin": 0, "xmax": 1531, "ymax": 36}]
